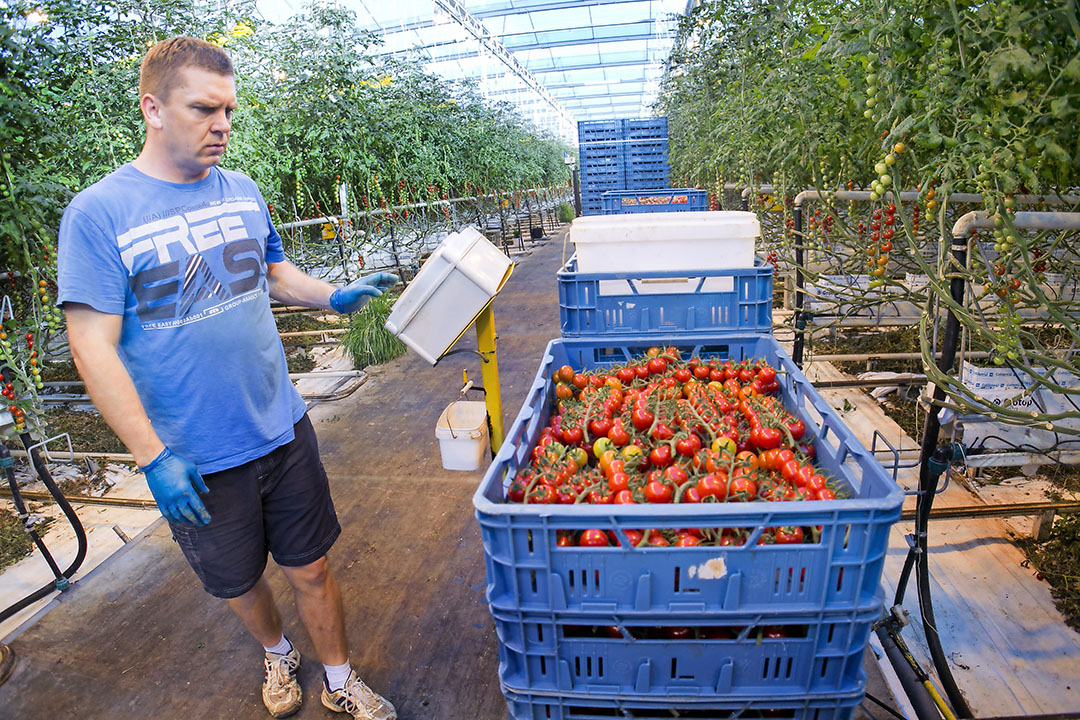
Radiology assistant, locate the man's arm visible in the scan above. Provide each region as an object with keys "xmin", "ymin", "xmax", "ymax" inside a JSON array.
[
  {"xmin": 65, "ymin": 303, "xmax": 164, "ymax": 466},
  {"xmin": 266, "ymin": 260, "xmax": 336, "ymax": 310},
  {"xmin": 266, "ymin": 260, "xmax": 399, "ymax": 313},
  {"xmin": 66, "ymin": 303, "xmax": 211, "ymax": 525}
]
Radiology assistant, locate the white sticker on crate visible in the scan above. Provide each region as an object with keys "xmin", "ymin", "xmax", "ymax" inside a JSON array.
[
  {"xmin": 688, "ymin": 556, "xmax": 728, "ymax": 580},
  {"xmin": 959, "ymin": 361, "xmax": 1080, "ymax": 450}
]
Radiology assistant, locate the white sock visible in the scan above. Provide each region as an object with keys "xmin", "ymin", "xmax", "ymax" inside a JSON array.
[
  {"xmin": 324, "ymin": 660, "xmax": 352, "ymax": 691},
  {"xmin": 263, "ymin": 635, "xmax": 293, "ymax": 656}
]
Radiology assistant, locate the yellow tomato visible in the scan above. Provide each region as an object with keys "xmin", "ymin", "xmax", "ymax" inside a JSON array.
[{"xmin": 712, "ymin": 437, "xmax": 737, "ymax": 455}]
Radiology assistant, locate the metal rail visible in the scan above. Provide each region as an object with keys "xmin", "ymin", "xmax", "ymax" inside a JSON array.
[{"xmin": 899, "ymin": 500, "xmax": 1080, "ymax": 522}]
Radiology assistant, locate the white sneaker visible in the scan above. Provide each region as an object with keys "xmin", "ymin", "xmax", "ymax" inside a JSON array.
[
  {"xmin": 262, "ymin": 647, "xmax": 302, "ymax": 718},
  {"xmin": 321, "ymin": 669, "xmax": 397, "ymax": 720}
]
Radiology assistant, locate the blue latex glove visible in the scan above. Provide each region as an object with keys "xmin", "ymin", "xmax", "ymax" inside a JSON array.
[
  {"xmin": 329, "ymin": 272, "xmax": 400, "ymax": 314},
  {"xmin": 140, "ymin": 447, "xmax": 211, "ymax": 526}
]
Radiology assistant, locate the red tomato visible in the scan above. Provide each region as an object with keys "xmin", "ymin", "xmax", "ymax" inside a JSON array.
[
  {"xmin": 608, "ymin": 472, "xmax": 630, "ymax": 494},
  {"xmin": 635, "ymin": 365, "xmax": 650, "ymax": 379},
  {"xmin": 664, "ymin": 465, "xmax": 690, "ymax": 486},
  {"xmin": 816, "ymin": 488, "xmax": 836, "ymax": 501},
  {"xmin": 774, "ymin": 526, "xmax": 804, "ymax": 544},
  {"xmin": 646, "ymin": 533, "xmax": 670, "ymax": 547},
  {"xmin": 807, "ymin": 474, "xmax": 828, "ymax": 493},
  {"xmin": 587, "ymin": 489, "xmax": 613, "ymax": 504},
  {"xmin": 681, "ymin": 486, "xmax": 703, "ymax": 503},
  {"xmin": 616, "ymin": 367, "xmax": 636, "ymax": 385},
  {"xmin": 675, "ymin": 534, "xmax": 700, "ymax": 547},
  {"xmin": 727, "ymin": 476, "xmax": 757, "ymax": 501},
  {"xmin": 589, "ymin": 418, "xmax": 613, "ymax": 438},
  {"xmin": 647, "ymin": 357, "xmax": 668, "ymax": 375},
  {"xmin": 613, "ymin": 489, "xmax": 636, "ymax": 504},
  {"xmin": 696, "ymin": 473, "xmax": 727, "ymax": 500},
  {"xmin": 579, "ymin": 529, "xmax": 609, "ymax": 547},
  {"xmin": 644, "ymin": 480, "xmax": 674, "ymax": 503},
  {"xmin": 757, "ymin": 365, "xmax": 777, "ymax": 384},
  {"xmin": 632, "ymin": 407, "xmax": 655, "ymax": 432},
  {"xmin": 649, "ymin": 444, "xmax": 673, "ymax": 467},
  {"xmin": 562, "ymin": 425, "xmax": 583, "ymax": 445},
  {"xmin": 608, "ymin": 421, "xmax": 631, "ymax": 447},
  {"xmin": 675, "ymin": 434, "xmax": 701, "ymax": 456}
]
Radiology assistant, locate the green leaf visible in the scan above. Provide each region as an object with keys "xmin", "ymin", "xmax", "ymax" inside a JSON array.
[
  {"xmin": 1006, "ymin": 89, "xmax": 1028, "ymax": 105},
  {"xmin": 1051, "ymin": 96, "xmax": 1071, "ymax": 119}
]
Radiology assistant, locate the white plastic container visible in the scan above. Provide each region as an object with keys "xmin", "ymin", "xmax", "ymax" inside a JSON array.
[
  {"xmin": 435, "ymin": 401, "xmax": 490, "ymax": 471},
  {"xmin": 384, "ymin": 227, "xmax": 513, "ymax": 365},
  {"xmin": 570, "ymin": 210, "xmax": 759, "ymax": 273}
]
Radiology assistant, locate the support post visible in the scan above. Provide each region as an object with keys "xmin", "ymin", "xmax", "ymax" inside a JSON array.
[
  {"xmin": 573, "ymin": 169, "xmax": 582, "ymax": 217},
  {"xmin": 792, "ymin": 204, "xmax": 807, "ymax": 366},
  {"xmin": 475, "ymin": 303, "xmax": 504, "ymax": 452}
]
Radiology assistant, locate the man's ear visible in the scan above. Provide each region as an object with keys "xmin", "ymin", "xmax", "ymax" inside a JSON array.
[{"xmin": 141, "ymin": 93, "xmax": 164, "ymax": 131}]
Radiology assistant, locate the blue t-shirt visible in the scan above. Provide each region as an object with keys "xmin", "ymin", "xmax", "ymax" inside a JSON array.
[{"xmin": 57, "ymin": 164, "xmax": 307, "ymax": 474}]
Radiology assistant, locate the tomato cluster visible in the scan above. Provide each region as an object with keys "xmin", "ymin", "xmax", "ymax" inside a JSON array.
[{"xmin": 504, "ymin": 347, "xmax": 845, "ymax": 547}]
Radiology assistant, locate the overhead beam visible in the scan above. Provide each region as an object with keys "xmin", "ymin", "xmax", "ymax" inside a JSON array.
[
  {"xmin": 383, "ymin": 0, "xmax": 658, "ymax": 33},
  {"xmin": 430, "ymin": 0, "xmax": 575, "ymax": 129},
  {"xmin": 473, "ymin": 0, "xmax": 656, "ymax": 19},
  {"xmin": 404, "ymin": 25, "xmax": 672, "ymax": 56}
]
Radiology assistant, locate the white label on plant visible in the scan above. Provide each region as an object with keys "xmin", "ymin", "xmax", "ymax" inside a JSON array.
[
  {"xmin": 959, "ymin": 361, "xmax": 1080, "ymax": 450},
  {"xmin": 807, "ymin": 275, "xmax": 871, "ymax": 313},
  {"xmin": 905, "ymin": 274, "xmax": 929, "ymax": 293}
]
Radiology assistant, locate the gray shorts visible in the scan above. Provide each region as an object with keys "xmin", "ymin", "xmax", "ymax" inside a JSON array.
[{"xmin": 168, "ymin": 414, "xmax": 341, "ymax": 599}]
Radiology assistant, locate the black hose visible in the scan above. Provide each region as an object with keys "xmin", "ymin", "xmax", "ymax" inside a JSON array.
[
  {"xmin": 874, "ymin": 623, "xmax": 942, "ymax": 720},
  {"xmin": 0, "ymin": 434, "xmax": 88, "ymax": 624},
  {"xmin": 909, "ymin": 237, "xmax": 973, "ymax": 718}
]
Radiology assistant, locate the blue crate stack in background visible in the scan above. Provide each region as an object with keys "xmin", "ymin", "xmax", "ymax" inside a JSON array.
[{"xmin": 578, "ymin": 117, "xmax": 671, "ymax": 216}]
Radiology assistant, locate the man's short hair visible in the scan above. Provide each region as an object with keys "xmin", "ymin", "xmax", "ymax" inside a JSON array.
[{"xmin": 139, "ymin": 37, "xmax": 233, "ymax": 102}]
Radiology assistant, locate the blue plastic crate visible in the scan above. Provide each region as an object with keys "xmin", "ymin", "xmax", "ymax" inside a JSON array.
[
  {"xmin": 472, "ymin": 334, "xmax": 904, "ymax": 616},
  {"xmin": 495, "ymin": 603, "xmax": 876, "ymax": 698},
  {"xmin": 558, "ymin": 257, "xmax": 771, "ymax": 336},
  {"xmin": 600, "ymin": 189, "xmax": 707, "ymax": 214},
  {"xmin": 503, "ymin": 685, "xmax": 865, "ymax": 720}
]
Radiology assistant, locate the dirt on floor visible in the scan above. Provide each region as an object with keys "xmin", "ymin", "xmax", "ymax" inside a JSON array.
[
  {"xmin": 809, "ymin": 325, "xmax": 924, "ymax": 375},
  {"xmin": 43, "ymin": 408, "xmax": 124, "ymax": 454},
  {"xmin": 0, "ymin": 505, "xmax": 53, "ymax": 572}
]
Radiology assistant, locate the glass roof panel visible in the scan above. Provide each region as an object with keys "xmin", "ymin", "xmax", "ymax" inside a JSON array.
[{"xmin": 256, "ymin": 0, "xmax": 687, "ymax": 136}]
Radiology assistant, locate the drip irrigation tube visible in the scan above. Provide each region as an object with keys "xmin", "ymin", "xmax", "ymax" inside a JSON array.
[{"xmin": 0, "ymin": 437, "xmax": 87, "ymax": 624}]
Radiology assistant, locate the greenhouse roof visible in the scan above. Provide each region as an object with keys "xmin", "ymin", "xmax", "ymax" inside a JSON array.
[{"xmin": 258, "ymin": 0, "xmax": 688, "ymax": 143}]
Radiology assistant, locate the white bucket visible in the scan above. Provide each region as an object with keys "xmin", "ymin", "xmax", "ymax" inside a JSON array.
[
  {"xmin": 385, "ymin": 227, "xmax": 513, "ymax": 365},
  {"xmin": 570, "ymin": 210, "xmax": 759, "ymax": 273},
  {"xmin": 435, "ymin": 400, "xmax": 490, "ymax": 471}
]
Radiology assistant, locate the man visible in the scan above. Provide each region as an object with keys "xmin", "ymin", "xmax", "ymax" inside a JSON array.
[{"xmin": 57, "ymin": 37, "xmax": 396, "ymax": 720}]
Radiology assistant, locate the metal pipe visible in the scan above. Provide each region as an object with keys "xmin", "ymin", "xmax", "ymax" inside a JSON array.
[
  {"xmin": 811, "ymin": 376, "xmax": 926, "ymax": 389},
  {"xmin": 952, "ymin": 210, "xmax": 1080, "ymax": 237},
  {"xmin": 0, "ymin": 487, "xmax": 157, "ymax": 509},
  {"xmin": 900, "ymin": 500, "xmax": 1080, "ymax": 521},
  {"xmin": 740, "ymin": 184, "xmax": 774, "ymax": 200},
  {"xmin": 279, "ymin": 328, "xmax": 347, "ymax": 338},
  {"xmin": 811, "ymin": 351, "xmax": 990, "ymax": 362}
]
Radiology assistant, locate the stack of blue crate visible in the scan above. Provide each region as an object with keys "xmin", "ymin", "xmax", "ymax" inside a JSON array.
[
  {"xmin": 624, "ymin": 117, "xmax": 669, "ymax": 190},
  {"xmin": 578, "ymin": 118, "xmax": 671, "ymax": 215},
  {"xmin": 473, "ymin": 233, "xmax": 905, "ymax": 718}
]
